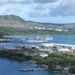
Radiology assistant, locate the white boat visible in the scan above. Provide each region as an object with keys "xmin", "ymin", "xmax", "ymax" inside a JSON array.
[{"xmin": 21, "ymin": 36, "xmax": 53, "ymax": 43}]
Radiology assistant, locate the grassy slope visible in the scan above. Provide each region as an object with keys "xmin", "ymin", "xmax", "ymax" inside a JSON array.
[{"xmin": 0, "ymin": 15, "xmax": 75, "ymax": 35}]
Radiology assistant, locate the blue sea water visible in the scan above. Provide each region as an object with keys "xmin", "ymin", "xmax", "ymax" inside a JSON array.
[
  {"xmin": 48, "ymin": 35, "xmax": 75, "ymax": 45},
  {"xmin": 0, "ymin": 59, "xmax": 66, "ymax": 75},
  {"xmin": 3, "ymin": 35, "xmax": 75, "ymax": 47}
]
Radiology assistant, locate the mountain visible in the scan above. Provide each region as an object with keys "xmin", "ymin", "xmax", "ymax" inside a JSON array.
[{"xmin": 0, "ymin": 15, "xmax": 75, "ymax": 35}]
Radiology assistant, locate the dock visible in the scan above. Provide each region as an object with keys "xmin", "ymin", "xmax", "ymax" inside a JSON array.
[{"xmin": 18, "ymin": 67, "xmax": 47, "ymax": 72}]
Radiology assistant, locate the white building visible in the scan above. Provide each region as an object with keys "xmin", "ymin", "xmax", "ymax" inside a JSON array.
[
  {"xmin": 58, "ymin": 48, "xmax": 70, "ymax": 52},
  {"xmin": 37, "ymin": 53, "xmax": 48, "ymax": 58},
  {"xmin": 38, "ymin": 44, "xmax": 54, "ymax": 53},
  {"xmin": 38, "ymin": 43, "xmax": 75, "ymax": 54}
]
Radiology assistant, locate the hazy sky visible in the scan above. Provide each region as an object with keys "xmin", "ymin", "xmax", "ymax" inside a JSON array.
[{"xmin": 0, "ymin": 0, "xmax": 75, "ymax": 23}]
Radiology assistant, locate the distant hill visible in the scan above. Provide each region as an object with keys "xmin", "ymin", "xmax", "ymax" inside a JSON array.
[
  {"xmin": 0, "ymin": 15, "xmax": 75, "ymax": 35},
  {"xmin": 0, "ymin": 15, "xmax": 27, "ymax": 28}
]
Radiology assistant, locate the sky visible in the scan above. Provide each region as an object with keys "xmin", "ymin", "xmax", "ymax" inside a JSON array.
[{"xmin": 0, "ymin": 0, "xmax": 75, "ymax": 23}]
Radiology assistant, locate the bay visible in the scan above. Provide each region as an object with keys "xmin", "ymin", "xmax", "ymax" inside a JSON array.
[
  {"xmin": 3, "ymin": 35, "xmax": 75, "ymax": 47},
  {"xmin": 0, "ymin": 58, "xmax": 66, "ymax": 75}
]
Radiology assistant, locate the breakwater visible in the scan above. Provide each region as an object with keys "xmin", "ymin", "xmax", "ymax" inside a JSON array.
[{"xmin": 19, "ymin": 67, "xmax": 47, "ymax": 72}]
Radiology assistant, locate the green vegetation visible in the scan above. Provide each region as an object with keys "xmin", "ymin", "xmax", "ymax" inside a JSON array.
[
  {"xmin": 0, "ymin": 15, "xmax": 75, "ymax": 35},
  {"xmin": 34, "ymin": 54, "xmax": 75, "ymax": 68},
  {"xmin": 0, "ymin": 50, "xmax": 75, "ymax": 74},
  {"xmin": 0, "ymin": 26, "xmax": 75, "ymax": 35},
  {"xmin": 0, "ymin": 50, "xmax": 33, "ymax": 62}
]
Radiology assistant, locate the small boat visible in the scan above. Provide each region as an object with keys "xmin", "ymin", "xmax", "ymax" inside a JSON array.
[{"xmin": 21, "ymin": 36, "xmax": 53, "ymax": 43}]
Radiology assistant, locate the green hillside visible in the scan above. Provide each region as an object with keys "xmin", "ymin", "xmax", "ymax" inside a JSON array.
[{"xmin": 0, "ymin": 15, "xmax": 75, "ymax": 36}]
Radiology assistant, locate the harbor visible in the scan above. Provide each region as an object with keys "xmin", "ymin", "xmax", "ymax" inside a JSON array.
[
  {"xmin": 21, "ymin": 36, "xmax": 53, "ymax": 43},
  {"xmin": 0, "ymin": 35, "xmax": 75, "ymax": 55}
]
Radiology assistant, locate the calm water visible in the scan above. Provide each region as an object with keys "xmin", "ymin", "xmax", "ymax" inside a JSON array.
[
  {"xmin": 3, "ymin": 35, "xmax": 75, "ymax": 47},
  {"xmin": 0, "ymin": 59, "xmax": 66, "ymax": 75},
  {"xmin": 49, "ymin": 35, "xmax": 75, "ymax": 45}
]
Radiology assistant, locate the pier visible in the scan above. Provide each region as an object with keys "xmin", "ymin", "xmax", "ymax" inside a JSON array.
[
  {"xmin": 19, "ymin": 65, "xmax": 48, "ymax": 72},
  {"xmin": 18, "ymin": 67, "xmax": 47, "ymax": 72}
]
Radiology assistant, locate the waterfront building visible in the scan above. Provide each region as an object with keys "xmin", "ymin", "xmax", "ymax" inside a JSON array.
[
  {"xmin": 38, "ymin": 43, "xmax": 75, "ymax": 55},
  {"xmin": 36, "ymin": 53, "xmax": 48, "ymax": 58}
]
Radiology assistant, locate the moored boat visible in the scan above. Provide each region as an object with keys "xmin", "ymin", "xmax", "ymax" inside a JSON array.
[{"xmin": 21, "ymin": 36, "xmax": 53, "ymax": 43}]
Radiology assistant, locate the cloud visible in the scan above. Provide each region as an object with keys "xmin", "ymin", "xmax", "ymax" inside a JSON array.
[
  {"xmin": 0, "ymin": 3, "xmax": 34, "ymax": 18},
  {"xmin": 50, "ymin": 0, "xmax": 75, "ymax": 16},
  {"xmin": 29, "ymin": 2, "xmax": 59, "ymax": 17},
  {"xmin": 0, "ymin": 0, "xmax": 33, "ymax": 4},
  {"xmin": 0, "ymin": 0, "xmax": 58, "ymax": 4},
  {"xmin": 29, "ymin": 0, "xmax": 75, "ymax": 17},
  {"xmin": 3, "ymin": 4, "xmax": 21, "ymax": 15},
  {"xmin": 11, "ymin": 0, "xmax": 32, "ymax": 4},
  {"xmin": 0, "ymin": 0, "xmax": 75, "ymax": 19},
  {"xmin": 34, "ymin": 0, "xmax": 58, "ymax": 3},
  {"xmin": 29, "ymin": 10, "xmax": 49, "ymax": 17}
]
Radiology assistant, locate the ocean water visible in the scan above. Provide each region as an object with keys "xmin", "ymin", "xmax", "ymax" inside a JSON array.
[
  {"xmin": 0, "ymin": 59, "xmax": 66, "ymax": 75},
  {"xmin": 48, "ymin": 35, "xmax": 75, "ymax": 45},
  {"xmin": 2, "ymin": 35, "xmax": 75, "ymax": 47}
]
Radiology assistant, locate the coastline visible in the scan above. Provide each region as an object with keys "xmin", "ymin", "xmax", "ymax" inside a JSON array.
[
  {"xmin": 20, "ymin": 61, "xmax": 69, "ymax": 75},
  {"xmin": 0, "ymin": 50, "xmax": 74, "ymax": 75},
  {"xmin": 23, "ymin": 60, "xmax": 37, "ymax": 64},
  {"xmin": 22, "ymin": 61, "xmax": 75, "ymax": 75}
]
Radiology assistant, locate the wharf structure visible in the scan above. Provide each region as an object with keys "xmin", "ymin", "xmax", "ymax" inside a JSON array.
[
  {"xmin": 0, "ymin": 38, "xmax": 22, "ymax": 42},
  {"xmin": 14, "ymin": 43, "xmax": 75, "ymax": 55},
  {"xmin": 19, "ymin": 67, "xmax": 47, "ymax": 72},
  {"xmin": 37, "ymin": 43, "xmax": 75, "ymax": 55},
  {"xmin": 19, "ymin": 64, "xmax": 48, "ymax": 72},
  {"xmin": 0, "ymin": 41, "xmax": 75, "ymax": 55}
]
